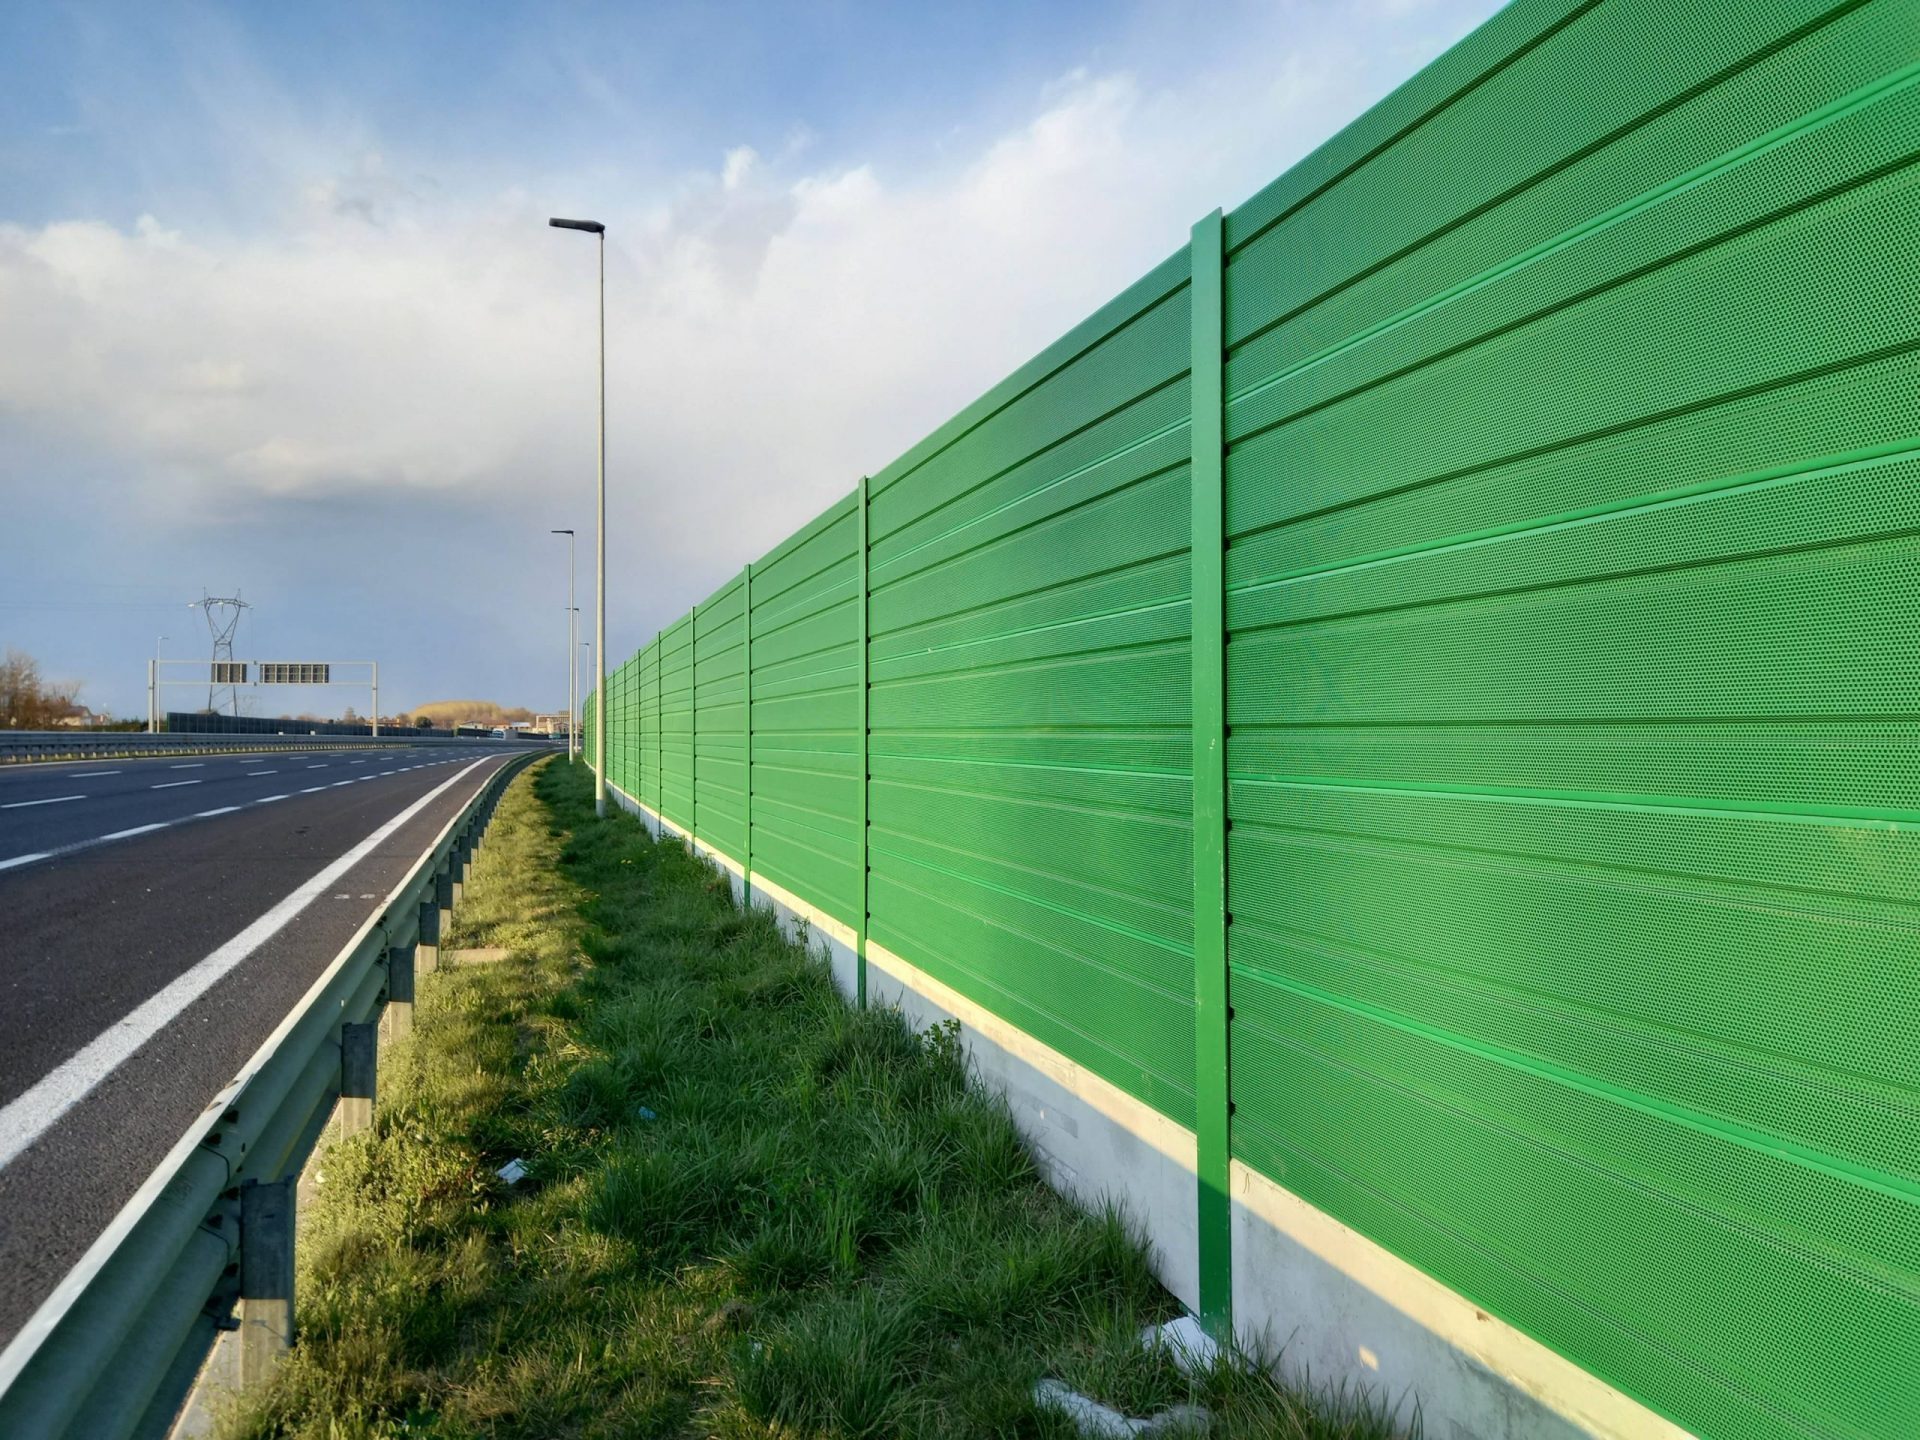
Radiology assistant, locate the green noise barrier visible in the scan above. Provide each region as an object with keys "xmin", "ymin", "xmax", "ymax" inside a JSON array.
[{"xmin": 586, "ymin": 4, "xmax": 1920, "ymax": 1435}]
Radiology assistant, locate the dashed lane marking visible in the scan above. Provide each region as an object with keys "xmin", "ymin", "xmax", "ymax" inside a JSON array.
[
  {"xmin": 1, "ymin": 795, "xmax": 85, "ymax": 810},
  {"xmin": 0, "ymin": 757, "xmax": 498, "ymax": 1171},
  {"xmin": 151, "ymin": 780, "xmax": 201, "ymax": 790}
]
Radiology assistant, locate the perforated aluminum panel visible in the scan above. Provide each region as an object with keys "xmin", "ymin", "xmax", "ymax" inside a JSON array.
[
  {"xmin": 658, "ymin": 614, "xmax": 694, "ymax": 827},
  {"xmin": 693, "ymin": 574, "xmax": 747, "ymax": 860},
  {"xmin": 1221, "ymin": 2, "xmax": 1920, "ymax": 1436},
  {"xmin": 865, "ymin": 251, "xmax": 1199, "ymax": 1126},
  {"xmin": 747, "ymin": 494, "xmax": 864, "ymax": 928}
]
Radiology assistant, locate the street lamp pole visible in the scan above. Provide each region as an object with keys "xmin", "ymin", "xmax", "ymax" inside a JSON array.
[
  {"xmin": 551, "ymin": 528, "xmax": 577, "ymax": 761},
  {"xmin": 549, "ymin": 215, "xmax": 608, "ymax": 817},
  {"xmin": 149, "ymin": 634, "xmax": 168, "ymax": 734}
]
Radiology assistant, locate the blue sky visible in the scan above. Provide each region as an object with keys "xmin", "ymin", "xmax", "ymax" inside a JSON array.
[{"xmin": 0, "ymin": 0, "xmax": 1503, "ymax": 719}]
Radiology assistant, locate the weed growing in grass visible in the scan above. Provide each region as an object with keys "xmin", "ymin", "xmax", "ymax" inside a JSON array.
[{"xmin": 221, "ymin": 759, "xmax": 1407, "ymax": 1439}]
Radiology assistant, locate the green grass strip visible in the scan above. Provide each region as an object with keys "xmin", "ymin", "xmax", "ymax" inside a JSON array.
[{"xmin": 221, "ymin": 757, "xmax": 1402, "ymax": 1439}]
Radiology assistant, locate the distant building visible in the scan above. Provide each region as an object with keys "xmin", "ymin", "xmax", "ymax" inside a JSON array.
[{"xmin": 534, "ymin": 713, "xmax": 572, "ymax": 737}]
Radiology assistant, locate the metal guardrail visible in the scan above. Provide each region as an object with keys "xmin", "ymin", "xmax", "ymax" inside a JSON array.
[
  {"xmin": 0, "ymin": 749, "xmax": 541, "ymax": 1439},
  {"xmin": 0, "ymin": 731, "xmax": 553, "ymax": 764}
]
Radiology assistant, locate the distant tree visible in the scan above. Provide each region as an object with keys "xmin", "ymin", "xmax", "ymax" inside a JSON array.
[
  {"xmin": 416, "ymin": 715, "xmax": 434, "ymax": 730},
  {"xmin": 0, "ymin": 649, "xmax": 82, "ymax": 728}
]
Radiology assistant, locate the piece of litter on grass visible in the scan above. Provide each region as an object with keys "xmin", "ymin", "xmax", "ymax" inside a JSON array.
[
  {"xmin": 634, "ymin": 1106, "xmax": 657, "ymax": 1121},
  {"xmin": 1033, "ymin": 1379, "xmax": 1210, "ymax": 1437},
  {"xmin": 1141, "ymin": 1313, "xmax": 1219, "ymax": 1375},
  {"xmin": 497, "ymin": 1158, "xmax": 528, "ymax": 1185}
]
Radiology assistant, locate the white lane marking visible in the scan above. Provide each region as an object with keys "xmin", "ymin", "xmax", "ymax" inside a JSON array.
[
  {"xmin": 331, "ymin": 780, "xmax": 354, "ymax": 787},
  {"xmin": 349, "ymin": 760, "xmax": 367, "ymax": 766},
  {"xmin": 193, "ymin": 807, "xmax": 241, "ymax": 819},
  {"xmin": 378, "ymin": 770, "xmax": 394, "ymax": 776},
  {"xmin": 151, "ymin": 780, "xmax": 201, "ymax": 790},
  {"xmin": 99, "ymin": 824, "xmax": 167, "ymax": 843},
  {"xmin": 257, "ymin": 795, "xmax": 289, "ymax": 803},
  {"xmin": 0, "ymin": 795, "xmax": 85, "ymax": 810},
  {"xmin": 69, "ymin": 770, "xmax": 120, "ymax": 778},
  {"xmin": 246, "ymin": 770, "xmax": 279, "ymax": 777},
  {"xmin": 0, "ymin": 819, "xmax": 163, "ymax": 874},
  {"xmin": 307, "ymin": 765, "xmax": 327, "ymax": 770},
  {"xmin": 299, "ymin": 786, "xmax": 327, "ymax": 794},
  {"xmin": 168, "ymin": 763, "xmax": 204, "ymax": 770},
  {"xmin": 0, "ymin": 758, "xmax": 497, "ymax": 1172}
]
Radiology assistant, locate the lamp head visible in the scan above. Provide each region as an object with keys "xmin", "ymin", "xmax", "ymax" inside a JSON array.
[{"xmin": 548, "ymin": 218, "xmax": 605, "ymax": 234}]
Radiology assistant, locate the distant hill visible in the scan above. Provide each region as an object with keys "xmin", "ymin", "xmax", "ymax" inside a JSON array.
[{"xmin": 411, "ymin": 700, "xmax": 537, "ymax": 729}]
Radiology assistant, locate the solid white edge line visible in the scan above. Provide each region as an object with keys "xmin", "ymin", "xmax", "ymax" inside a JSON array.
[
  {"xmin": 0, "ymin": 752, "xmax": 514, "ymax": 1396},
  {"xmin": 0, "ymin": 853, "xmax": 51, "ymax": 872},
  {"xmin": 0, "ymin": 795, "xmax": 85, "ymax": 810},
  {"xmin": 257, "ymin": 795, "xmax": 289, "ymax": 804},
  {"xmin": 0, "ymin": 755, "xmax": 499, "ymax": 1175},
  {"xmin": 192, "ymin": 808, "xmax": 241, "ymax": 819},
  {"xmin": 299, "ymin": 787, "xmax": 325, "ymax": 794}
]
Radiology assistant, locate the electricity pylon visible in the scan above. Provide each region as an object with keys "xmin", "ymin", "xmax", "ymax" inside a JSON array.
[{"xmin": 190, "ymin": 591, "xmax": 250, "ymax": 716}]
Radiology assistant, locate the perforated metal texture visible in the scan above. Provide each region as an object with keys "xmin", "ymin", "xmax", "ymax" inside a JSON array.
[
  {"xmin": 1221, "ymin": 2, "xmax": 1920, "ymax": 1437},
  {"xmin": 580, "ymin": 3, "xmax": 1919, "ymax": 1433},
  {"xmin": 622, "ymin": 654, "xmax": 638, "ymax": 795},
  {"xmin": 866, "ymin": 252, "xmax": 1199, "ymax": 1127},
  {"xmin": 693, "ymin": 574, "xmax": 747, "ymax": 860},
  {"xmin": 747, "ymin": 493, "xmax": 864, "ymax": 928},
  {"xmin": 658, "ymin": 614, "xmax": 694, "ymax": 827},
  {"xmin": 639, "ymin": 637, "xmax": 658, "ymax": 809}
]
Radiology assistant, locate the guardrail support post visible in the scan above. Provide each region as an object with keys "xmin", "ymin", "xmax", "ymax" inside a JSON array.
[
  {"xmin": 436, "ymin": 864, "xmax": 455, "ymax": 940},
  {"xmin": 238, "ymin": 1177, "xmax": 295, "ymax": 1387},
  {"xmin": 340, "ymin": 1022, "xmax": 377, "ymax": 1136},
  {"xmin": 384, "ymin": 943, "xmax": 415, "ymax": 1040},
  {"xmin": 418, "ymin": 899, "xmax": 440, "ymax": 974}
]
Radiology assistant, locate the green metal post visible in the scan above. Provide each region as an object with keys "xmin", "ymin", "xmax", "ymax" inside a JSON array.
[
  {"xmin": 655, "ymin": 629, "xmax": 663, "ymax": 820},
  {"xmin": 743, "ymin": 562, "xmax": 753, "ymax": 900},
  {"xmin": 857, "ymin": 475, "xmax": 870, "ymax": 1008},
  {"xmin": 691, "ymin": 602, "xmax": 700, "ymax": 841},
  {"xmin": 1189, "ymin": 208, "xmax": 1232, "ymax": 1337}
]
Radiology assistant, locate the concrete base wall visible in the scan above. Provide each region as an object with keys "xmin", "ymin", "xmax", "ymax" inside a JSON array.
[{"xmin": 601, "ymin": 780, "xmax": 1686, "ymax": 1440}]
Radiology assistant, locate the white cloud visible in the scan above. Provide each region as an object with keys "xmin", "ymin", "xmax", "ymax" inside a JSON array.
[{"xmin": 1, "ymin": 0, "xmax": 1499, "ymax": 709}]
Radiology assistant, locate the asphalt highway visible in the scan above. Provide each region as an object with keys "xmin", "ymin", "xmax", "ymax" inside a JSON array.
[{"xmin": 0, "ymin": 740, "xmax": 533, "ymax": 1347}]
